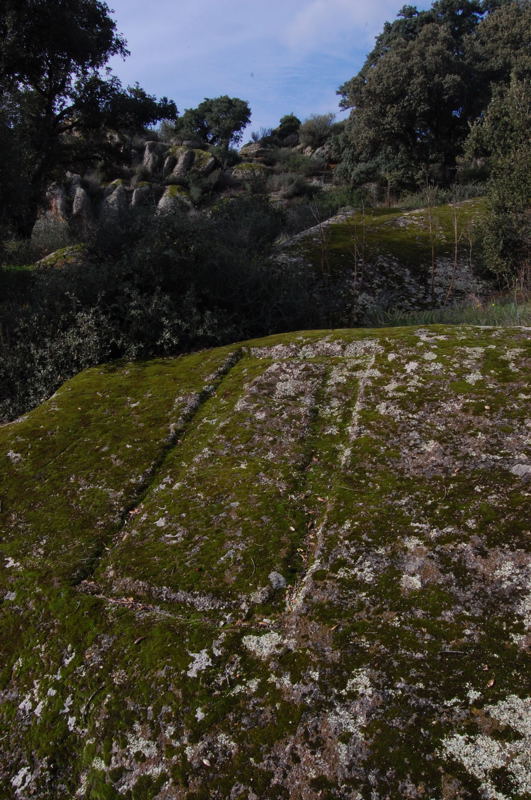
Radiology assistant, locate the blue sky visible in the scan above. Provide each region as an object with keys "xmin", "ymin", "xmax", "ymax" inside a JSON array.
[{"xmin": 108, "ymin": 0, "xmax": 431, "ymax": 138}]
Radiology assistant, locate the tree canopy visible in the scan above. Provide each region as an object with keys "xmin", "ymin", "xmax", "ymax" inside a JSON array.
[
  {"xmin": 178, "ymin": 96, "xmax": 251, "ymax": 153},
  {"xmin": 466, "ymin": 75, "xmax": 530, "ymax": 281},
  {"xmin": 0, "ymin": 0, "xmax": 177, "ymax": 235},
  {"xmin": 337, "ymin": 0, "xmax": 529, "ymax": 190}
]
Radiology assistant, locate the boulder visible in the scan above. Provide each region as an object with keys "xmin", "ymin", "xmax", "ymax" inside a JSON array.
[
  {"xmin": 157, "ymin": 184, "xmax": 192, "ymax": 213},
  {"xmin": 231, "ymin": 161, "xmax": 269, "ymax": 182},
  {"xmin": 142, "ymin": 141, "xmax": 169, "ymax": 175},
  {"xmin": 1, "ymin": 326, "xmax": 529, "ymax": 799},
  {"xmin": 131, "ymin": 183, "xmax": 154, "ymax": 209},
  {"xmin": 191, "ymin": 150, "xmax": 219, "ymax": 176},
  {"xmin": 44, "ymin": 183, "xmax": 69, "ymax": 223},
  {"xmin": 239, "ymin": 141, "xmax": 276, "ymax": 165},
  {"xmin": 101, "ymin": 181, "xmax": 129, "ymax": 220},
  {"xmin": 162, "ymin": 154, "xmax": 177, "ymax": 177},
  {"xmin": 170, "ymin": 148, "xmax": 196, "ymax": 179},
  {"xmin": 71, "ymin": 186, "xmax": 94, "ymax": 235},
  {"xmin": 34, "ymin": 243, "xmax": 88, "ymax": 270}
]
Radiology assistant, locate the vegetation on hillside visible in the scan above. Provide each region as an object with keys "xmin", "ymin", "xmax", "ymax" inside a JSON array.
[
  {"xmin": 0, "ymin": 0, "xmax": 177, "ymax": 236},
  {"xmin": 0, "ymin": 0, "xmax": 529, "ymax": 423}
]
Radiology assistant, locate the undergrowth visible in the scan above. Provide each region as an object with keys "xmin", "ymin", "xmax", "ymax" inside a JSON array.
[{"xmin": 363, "ymin": 295, "xmax": 530, "ymax": 328}]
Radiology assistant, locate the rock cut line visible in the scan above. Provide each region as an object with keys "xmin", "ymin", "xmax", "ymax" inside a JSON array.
[
  {"xmin": 286, "ymin": 350, "xmax": 378, "ymax": 618},
  {"xmin": 73, "ymin": 348, "xmax": 244, "ymax": 586}
]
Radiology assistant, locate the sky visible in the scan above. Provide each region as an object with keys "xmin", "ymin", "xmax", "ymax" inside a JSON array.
[{"xmin": 107, "ymin": 0, "xmax": 431, "ymax": 137}]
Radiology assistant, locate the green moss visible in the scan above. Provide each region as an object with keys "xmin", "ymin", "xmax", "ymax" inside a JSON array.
[
  {"xmin": 105, "ymin": 178, "xmax": 124, "ymax": 189},
  {"xmin": 36, "ymin": 243, "xmax": 87, "ymax": 270},
  {"xmin": 165, "ymin": 184, "xmax": 190, "ymax": 199},
  {"xmin": 294, "ymin": 198, "xmax": 487, "ymax": 274},
  {"xmin": 191, "ymin": 149, "xmax": 213, "ymax": 169},
  {"xmin": 233, "ymin": 162, "xmax": 268, "ymax": 178},
  {"xmin": 0, "ymin": 325, "xmax": 528, "ymax": 798}
]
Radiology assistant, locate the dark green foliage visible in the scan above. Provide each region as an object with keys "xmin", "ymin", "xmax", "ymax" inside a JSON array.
[
  {"xmin": 337, "ymin": 0, "xmax": 529, "ymax": 192},
  {"xmin": 277, "ymin": 113, "xmax": 301, "ymax": 136},
  {"xmin": 466, "ymin": 76, "xmax": 530, "ymax": 283},
  {"xmin": 249, "ymin": 115, "xmax": 301, "ymax": 147},
  {"xmin": 178, "ymin": 96, "xmax": 251, "ymax": 156},
  {"xmin": 469, "ymin": 0, "xmax": 531, "ymax": 83},
  {"xmin": 0, "ymin": 197, "xmax": 352, "ymax": 421},
  {"xmin": 273, "ymin": 113, "xmax": 301, "ymax": 142},
  {"xmin": 0, "ymin": 0, "xmax": 176, "ymax": 236},
  {"xmin": 0, "ymin": 0, "xmax": 127, "ymax": 87},
  {"xmin": 299, "ymin": 113, "xmax": 336, "ymax": 149},
  {"xmin": 271, "ymin": 150, "xmax": 326, "ymax": 177}
]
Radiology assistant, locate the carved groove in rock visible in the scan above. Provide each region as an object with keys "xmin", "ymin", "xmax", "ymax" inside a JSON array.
[{"xmin": 1, "ymin": 326, "xmax": 529, "ymax": 800}]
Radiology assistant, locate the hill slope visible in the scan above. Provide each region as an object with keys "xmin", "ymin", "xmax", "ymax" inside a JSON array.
[
  {"xmin": 1, "ymin": 326, "xmax": 530, "ymax": 800},
  {"xmin": 277, "ymin": 200, "xmax": 487, "ymax": 319}
]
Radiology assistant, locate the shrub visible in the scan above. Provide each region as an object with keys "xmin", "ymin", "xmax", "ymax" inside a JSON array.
[
  {"xmin": 272, "ymin": 151, "xmax": 326, "ymax": 177},
  {"xmin": 0, "ymin": 194, "xmax": 360, "ymax": 422},
  {"xmin": 250, "ymin": 127, "xmax": 273, "ymax": 143},
  {"xmin": 299, "ymin": 113, "xmax": 335, "ymax": 149}
]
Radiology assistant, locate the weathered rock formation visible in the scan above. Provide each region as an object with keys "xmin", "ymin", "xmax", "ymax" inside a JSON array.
[
  {"xmin": 33, "ymin": 141, "xmax": 224, "ymax": 238},
  {"xmin": 1, "ymin": 325, "xmax": 529, "ymax": 799}
]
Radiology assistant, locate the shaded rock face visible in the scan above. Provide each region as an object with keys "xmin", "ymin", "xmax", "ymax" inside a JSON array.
[
  {"xmin": 45, "ymin": 183, "xmax": 70, "ymax": 222},
  {"xmin": 36, "ymin": 144, "xmax": 221, "ymax": 232},
  {"xmin": 157, "ymin": 185, "xmax": 192, "ymax": 213},
  {"xmin": 277, "ymin": 202, "xmax": 489, "ymax": 318},
  {"xmin": 239, "ymin": 141, "xmax": 277, "ymax": 165},
  {"xmin": 170, "ymin": 147, "xmax": 196, "ymax": 179},
  {"xmin": 231, "ymin": 162, "xmax": 269, "ymax": 182},
  {"xmin": 131, "ymin": 183, "xmax": 155, "ymax": 209},
  {"xmin": 0, "ymin": 326, "xmax": 529, "ymax": 799},
  {"xmin": 101, "ymin": 181, "xmax": 130, "ymax": 222},
  {"xmin": 71, "ymin": 186, "xmax": 93, "ymax": 236},
  {"xmin": 142, "ymin": 140, "xmax": 169, "ymax": 175}
]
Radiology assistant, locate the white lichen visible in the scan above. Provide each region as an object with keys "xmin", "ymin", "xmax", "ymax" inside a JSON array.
[
  {"xmin": 343, "ymin": 669, "xmax": 374, "ymax": 697},
  {"xmin": 242, "ymin": 631, "xmax": 283, "ymax": 659},
  {"xmin": 441, "ymin": 695, "xmax": 531, "ymax": 799},
  {"xmin": 186, "ymin": 649, "xmax": 212, "ymax": 678},
  {"xmin": 400, "ymin": 574, "xmax": 422, "ymax": 592}
]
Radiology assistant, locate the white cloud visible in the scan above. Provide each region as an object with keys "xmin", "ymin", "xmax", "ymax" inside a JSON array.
[
  {"xmin": 108, "ymin": 0, "xmax": 431, "ymax": 130},
  {"xmin": 282, "ymin": 0, "xmax": 400, "ymax": 52}
]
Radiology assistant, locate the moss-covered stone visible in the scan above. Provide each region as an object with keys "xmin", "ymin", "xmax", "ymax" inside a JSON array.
[
  {"xmin": 280, "ymin": 200, "xmax": 489, "ymax": 313},
  {"xmin": 1, "ymin": 325, "xmax": 529, "ymax": 799},
  {"xmin": 35, "ymin": 243, "xmax": 88, "ymax": 270},
  {"xmin": 165, "ymin": 184, "xmax": 190, "ymax": 199},
  {"xmin": 232, "ymin": 162, "xmax": 269, "ymax": 181}
]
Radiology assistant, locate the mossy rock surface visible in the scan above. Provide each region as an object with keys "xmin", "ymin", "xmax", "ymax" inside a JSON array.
[
  {"xmin": 280, "ymin": 200, "xmax": 489, "ymax": 312},
  {"xmin": 288, "ymin": 199, "xmax": 485, "ymax": 267},
  {"xmin": 232, "ymin": 162, "xmax": 269, "ymax": 180},
  {"xmin": 35, "ymin": 243, "xmax": 89, "ymax": 270},
  {"xmin": 1, "ymin": 326, "xmax": 530, "ymax": 799}
]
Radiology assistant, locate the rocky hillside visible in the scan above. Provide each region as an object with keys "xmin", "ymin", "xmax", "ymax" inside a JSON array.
[
  {"xmin": 34, "ymin": 137, "xmax": 331, "ymax": 237},
  {"xmin": 276, "ymin": 201, "xmax": 488, "ymax": 320},
  {"xmin": 34, "ymin": 132, "xmax": 333, "ymax": 242},
  {"xmin": 1, "ymin": 325, "xmax": 529, "ymax": 799}
]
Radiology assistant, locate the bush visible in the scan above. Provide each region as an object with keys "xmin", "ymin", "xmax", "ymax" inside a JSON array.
[
  {"xmin": 272, "ymin": 151, "xmax": 326, "ymax": 177},
  {"xmin": 249, "ymin": 127, "xmax": 273, "ymax": 143},
  {"xmin": 396, "ymin": 182, "xmax": 485, "ymax": 211},
  {"xmin": 281, "ymin": 186, "xmax": 371, "ymax": 236},
  {"xmin": 299, "ymin": 113, "xmax": 335, "ymax": 149},
  {"xmin": 0, "ymin": 194, "xmax": 361, "ymax": 422}
]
